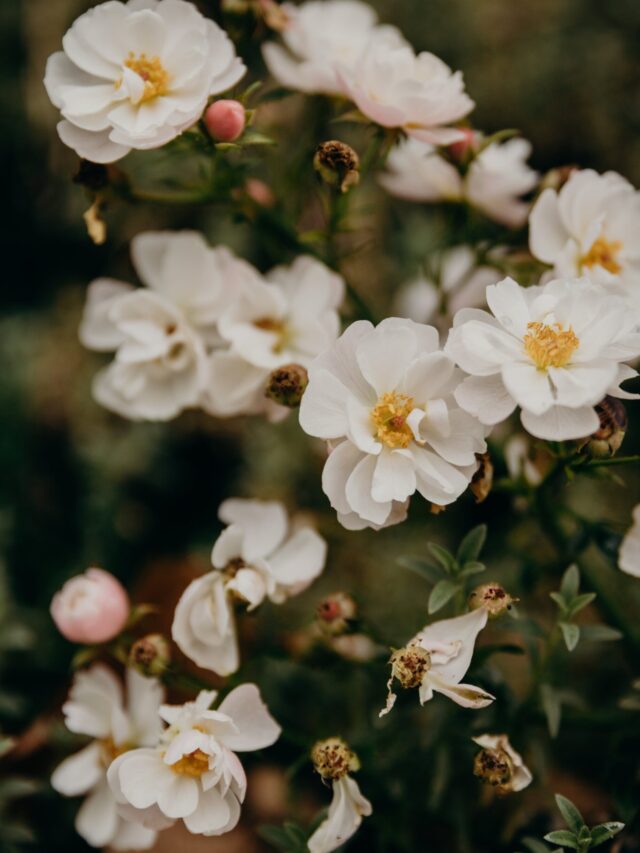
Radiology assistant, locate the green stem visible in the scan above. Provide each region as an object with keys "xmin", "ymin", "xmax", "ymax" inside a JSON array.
[{"xmin": 572, "ymin": 454, "xmax": 640, "ymax": 469}]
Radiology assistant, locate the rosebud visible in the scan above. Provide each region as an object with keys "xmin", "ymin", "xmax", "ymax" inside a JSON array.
[
  {"xmin": 316, "ymin": 592, "xmax": 357, "ymax": 636},
  {"xmin": 311, "ymin": 737, "xmax": 359, "ymax": 780},
  {"xmin": 204, "ymin": 99, "xmax": 246, "ymax": 142},
  {"xmin": 265, "ymin": 364, "xmax": 308, "ymax": 407},
  {"xmin": 51, "ymin": 568, "xmax": 129, "ymax": 644},
  {"xmin": 473, "ymin": 745, "xmax": 514, "ymax": 790},
  {"xmin": 470, "ymin": 452, "xmax": 493, "ymax": 504},
  {"xmin": 129, "ymin": 633, "xmax": 170, "ymax": 677},
  {"xmin": 245, "ymin": 178, "xmax": 275, "ymax": 208},
  {"xmin": 314, "ymin": 140, "xmax": 360, "ymax": 193},
  {"xmin": 469, "ymin": 583, "xmax": 517, "ymax": 619},
  {"xmin": 580, "ymin": 396, "xmax": 627, "ymax": 459},
  {"xmin": 447, "ymin": 127, "xmax": 477, "ymax": 163},
  {"xmin": 389, "ymin": 644, "xmax": 431, "ymax": 689}
]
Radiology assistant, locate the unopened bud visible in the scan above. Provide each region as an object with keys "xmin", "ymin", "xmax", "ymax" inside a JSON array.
[
  {"xmin": 265, "ymin": 364, "xmax": 308, "ymax": 407},
  {"xmin": 447, "ymin": 127, "xmax": 477, "ymax": 163},
  {"xmin": 204, "ymin": 100, "xmax": 246, "ymax": 143},
  {"xmin": 314, "ymin": 140, "xmax": 360, "ymax": 193},
  {"xmin": 129, "ymin": 633, "xmax": 170, "ymax": 677},
  {"xmin": 316, "ymin": 592, "xmax": 357, "ymax": 636},
  {"xmin": 389, "ymin": 644, "xmax": 431, "ymax": 689},
  {"xmin": 470, "ymin": 452, "xmax": 493, "ymax": 504},
  {"xmin": 311, "ymin": 737, "xmax": 359, "ymax": 780},
  {"xmin": 469, "ymin": 583, "xmax": 517, "ymax": 619},
  {"xmin": 473, "ymin": 746, "xmax": 514, "ymax": 790},
  {"xmin": 579, "ymin": 396, "xmax": 627, "ymax": 459}
]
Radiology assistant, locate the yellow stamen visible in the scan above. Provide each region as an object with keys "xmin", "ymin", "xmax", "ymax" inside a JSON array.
[
  {"xmin": 170, "ymin": 749, "xmax": 210, "ymax": 777},
  {"xmin": 580, "ymin": 236, "xmax": 622, "ymax": 275},
  {"xmin": 117, "ymin": 52, "xmax": 169, "ymax": 102},
  {"xmin": 523, "ymin": 322, "xmax": 579, "ymax": 370},
  {"xmin": 371, "ymin": 392, "xmax": 414, "ymax": 449},
  {"xmin": 253, "ymin": 317, "xmax": 288, "ymax": 354},
  {"xmin": 100, "ymin": 738, "xmax": 130, "ymax": 766}
]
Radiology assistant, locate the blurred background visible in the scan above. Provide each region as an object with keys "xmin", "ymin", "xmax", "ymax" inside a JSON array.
[{"xmin": 1, "ymin": 0, "xmax": 640, "ymax": 850}]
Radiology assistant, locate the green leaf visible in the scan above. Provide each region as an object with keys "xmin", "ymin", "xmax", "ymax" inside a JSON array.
[
  {"xmin": 543, "ymin": 830, "xmax": 579, "ymax": 848},
  {"xmin": 590, "ymin": 822, "xmax": 624, "ymax": 846},
  {"xmin": 522, "ymin": 839, "xmax": 555, "ymax": 853},
  {"xmin": 0, "ymin": 737, "xmax": 14, "ymax": 759},
  {"xmin": 258, "ymin": 823, "xmax": 307, "ymax": 852},
  {"xmin": 566, "ymin": 593, "xmax": 596, "ymax": 618},
  {"xmin": 427, "ymin": 543, "xmax": 457, "ymax": 574},
  {"xmin": 456, "ymin": 524, "xmax": 487, "ymax": 565},
  {"xmin": 580, "ymin": 624, "xmax": 622, "ymax": 642},
  {"xmin": 459, "ymin": 561, "xmax": 487, "ymax": 577},
  {"xmin": 396, "ymin": 557, "xmax": 446, "ymax": 584},
  {"xmin": 428, "ymin": 580, "xmax": 460, "ymax": 614},
  {"xmin": 555, "ymin": 794, "xmax": 585, "ymax": 835},
  {"xmin": 541, "ymin": 684, "xmax": 562, "ymax": 738},
  {"xmin": 550, "ymin": 592, "xmax": 568, "ymax": 613},
  {"xmin": 0, "ymin": 778, "xmax": 40, "ymax": 801},
  {"xmin": 560, "ymin": 565, "xmax": 580, "ymax": 601},
  {"xmin": 559, "ymin": 622, "xmax": 580, "ymax": 652}
]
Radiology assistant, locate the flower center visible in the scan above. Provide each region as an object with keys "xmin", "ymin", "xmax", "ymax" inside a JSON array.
[
  {"xmin": 473, "ymin": 747, "xmax": 514, "ymax": 789},
  {"xmin": 253, "ymin": 317, "xmax": 289, "ymax": 354},
  {"xmin": 523, "ymin": 322, "xmax": 579, "ymax": 370},
  {"xmin": 100, "ymin": 737, "xmax": 130, "ymax": 767},
  {"xmin": 170, "ymin": 749, "xmax": 210, "ymax": 777},
  {"xmin": 120, "ymin": 53, "xmax": 169, "ymax": 102},
  {"xmin": 371, "ymin": 392, "xmax": 415, "ymax": 449},
  {"xmin": 580, "ymin": 236, "xmax": 622, "ymax": 275}
]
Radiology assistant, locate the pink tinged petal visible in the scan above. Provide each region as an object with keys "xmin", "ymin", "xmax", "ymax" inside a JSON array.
[
  {"xmin": 371, "ymin": 449, "xmax": 417, "ymax": 503},
  {"xmin": 501, "ymin": 361, "xmax": 554, "ymax": 415},
  {"xmin": 218, "ymin": 499, "xmax": 288, "ymax": 561},
  {"xmin": 321, "ymin": 441, "xmax": 366, "ymax": 516},
  {"xmin": 51, "ymin": 742, "xmax": 104, "ymax": 796},
  {"xmin": 157, "ymin": 774, "xmax": 199, "ymax": 819},
  {"xmin": 355, "ymin": 323, "xmax": 419, "ymax": 394},
  {"xmin": 454, "ymin": 373, "xmax": 516, "ymax": 426},
  {"xmin": 308, "ymin": 776, "xmax": 372, "ymax": 853},
  {"xmin": 75, "ymin": 778, "xmax": 120, "ymax": 848},
  {"xmin": 299, "ymin": 369, "xmax": 351, "ymax": 439},
  {"xmin": 182, "ymin": 786, "xmax": 231, "ymax": 835},
  {"xmin": 345, "ymin": 453, "xmax": 393, "ymax": 525},
  {"xmin": 529, "ymin": 188, "xmax": 568, "ymax": 263},
  {"xmin": 415, "ymin": 608, "xmax": 488, "ymax": 684},
  {"xmin": 116, "ymin": 749, "xmax": 169, "ymax": 810},
  {"xmin": 346, "ymin": 396, "xmax": 381, "ymax": 455},
  {"xmin": 520, "ymin": 404, "xmax": 599, "ymax": 441},
  {"xmin": 217, "ymin": 683, "xmax": 281, "ymax": 752},
  {"xmin": 548, "ymin": 361, "xmax": 618, "ymax": 409},
  {"xmin": 429, "ymin": 676, "xmax": 495, "ymax": 708},
  {"xmin": 268, "ymin": 528, "xmax": 327, "ymax": 589}
]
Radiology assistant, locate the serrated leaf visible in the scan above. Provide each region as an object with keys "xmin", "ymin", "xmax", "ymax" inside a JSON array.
[
  {"xmin": 396, "ymin": 557, "xmax": 446, "ymax": 584},
  {"xmin": 580, "ymin": 624, "xmax": 622, "ymax": 642},
  {"xmin": 559, "ymin": 622, "xmax": 580, "ymax": 652},
  {"xmin": 566, "ymin": 592, "xmax": 596, "ymax": 618},
  {"xmin": 427, "ymin": 542, "xmax": 457, "ymax": 573},
  {"xmin": 459, "ymin": 561, "xmax": 486, "ymax": 577},
  {"xmin": 560, "ymin": 565, "xmax": 580, "ymax": 601},
  {"xmin": 541, "ymin": 684, "xmax": 562, "ymax": 738},
  {"xmin": 555, "ymin": 794, "xmax": 585, "ymax": 835},
  {"xmin": 590, "ymin": 822, "xmax": 624, "ymax": 846},
  {"xmin": 456, "ymin": 524, "xmax": 487, "ymax": 565},
  {"xmin": 543, "ymin": 830, "xmax": 579, "ymax": 848},
  {"xmin": 549, "ymin": 592, "xmax": 568, "ymax": 613},
  {"xmin": 428, "ymin": 580, "xmax": 460, "ymax": 614}
]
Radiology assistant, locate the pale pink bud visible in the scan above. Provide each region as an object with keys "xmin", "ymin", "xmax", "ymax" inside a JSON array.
[
  {"xmin": 204, "ymin": 100, "xmax": 246, "ymax": 142},
  {"xmin": 245, "ymin": 178, "xmax": 275, "ymax": 208},
  {"xmin": 447, "ymin": 127, "xmax": 477, "ymax": 162},
  {"xmin": 51, "ymin": 568, "xmax": 129, "ymax": 644}
]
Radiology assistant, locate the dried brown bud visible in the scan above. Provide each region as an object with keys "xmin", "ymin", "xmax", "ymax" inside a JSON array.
[
  {"xmin": 473, "ymin": 746, "xmax": 514, "ymax": 790},
  {"xmin": 83, "ymin": 200, "xmax": 107, "ymax": 245},
  {"xmin": 469, "ymin": 583, "xmax": 517, "ymax": 619},
  {"xmin": 311, "ymin": 737, "xmax": 359, "ymax": 780},
  {"xmin": 265, "ymin": 364, "xmax": 309, "ymax": 407},
  {"xmin": 430, "ymin": 503, "xmax": 446, "ymax": 515},
  {"xmin": 128, "ymin": 633, "xmax": 170, "ymax": 677},
  {"xmin": 579, "ymin": 396, "xmax": 627, "ymax": 458},
  {"xmin": 314, "ymin": 140, "xmax": 360, "ymax": 193},
  {"xmin": 470, "ymin": 452, "xmax": 493, "ymax": 504},
  {"xmin": 316, "ymin": 592, "xmax": 357, "ymax": 636},
  {"xmin": 389, "ymin": 644, "xmax": 431, "ymax": 689},
  {"xmin": 74, "ymin": 160, "xmax": 110, "ymax": 191}
]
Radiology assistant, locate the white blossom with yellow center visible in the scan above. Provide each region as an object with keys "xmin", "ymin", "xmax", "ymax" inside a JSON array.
[
  {"xmin": 446, "ymin": 276, "xmax": 640, "ymax": 441},
  {"xmin": 299, "ymin": 317, "xmax": 487, "ymax": 531},
  {"xmin": 44, "ymin": 0, "xmax": 246, "ymax": 163},
  {"xmin": 107, "ymin": 685, "xmax": 280, "ymax": 837},
  {"xmin": 529, "ymin": 168, "xmax": 640, "ymax": 311}
]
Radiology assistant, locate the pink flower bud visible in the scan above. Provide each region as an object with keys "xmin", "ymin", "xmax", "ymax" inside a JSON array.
[
  {"xmin": 447, "ymin": 127, "xmax": 477, "ymax": 162},
  {"xmin": 51, "ymin": 568, "xmax": 130, "ymax": 644},
  {"xmin": 204, "ymin": 100, "xmax": 246, "ymax": 142}
]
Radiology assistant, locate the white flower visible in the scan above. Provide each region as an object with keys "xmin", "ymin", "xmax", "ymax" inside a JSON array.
[
  {"xmin": 80, "ymin": 230, "xmax": 250, "ymax": 420},
  {"xmin": 338, "ymin": 42, "xmax": 473, "ymax": 145},
  {"xmin": 203, "ymin": 256, "xmax": 344, "ymax": 418},
  {"xmin": 262, "ymin": 0, "xmax": 405, "ymax": 96},
  {"xmin": 299, "ymin": 317, "xmax": 487, "ymax": 530},
  {"xmin": 308, "ymin": 776, "xmax": 372, "ymax": 853},
  {"xmin": 380, "ymin": 608, "xmax": 494, "ymax": 717},
  {"xmin": 529, "ymin": 169, "xmax": 640, "ymax": 308},
  {"xmin": 446, "ymin": 276, "xmax": 640, "ymax": 441},
  {"xmin": 381, "ymin": 136, "xmax": 538, "ymax": 227},
  {"xmin": 107, "ymin": 684, "xmax": 280, "ymax": 837},
  {"xmin": 393, "ymin": 246, "xmax": 501, "ymax": 325},
  {"xmin": 51, "ymin": 665, "xmax": 164, "ymax": 850},
  {"xmin": 472, "ymin": 734, "xmax": 532, "ymax": 793},
  {"xmin": 619, "ymin": 505, "xmax": 640, "ymax": 577},
  {"xmin": 172, "ymin": 498, "xmax": 327, "ymax": 674},
  {"xmin": 44, "ymin": 0, "xmax": 246, "ymax": 163}
]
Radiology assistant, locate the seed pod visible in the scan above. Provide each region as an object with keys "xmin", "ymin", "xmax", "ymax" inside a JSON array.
[
  {"xmin": 265, "ymin": 364, "xmax": 309, "ymax": 407},
  {"xmin": 314, "ymin": 140, "xmax": 360, "ymax": 193}
]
